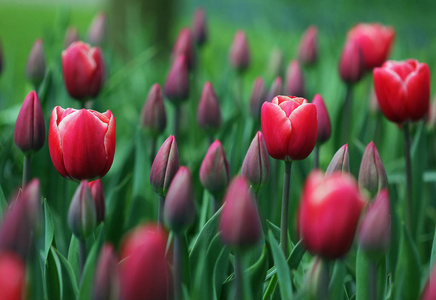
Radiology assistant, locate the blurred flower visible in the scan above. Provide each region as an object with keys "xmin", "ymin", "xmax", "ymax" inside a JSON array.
[
  {"xmin": 325, "ymin": 144, "xmax": 349, "ymax": 175},
  {"xmin": 261, "ymin": 96, "xmax": 317, "ymax": 161},
  {"xmin": 298, "ymin": 171, "xmax": 365, "ymax": 259},
  {"xmin": 338, "ymin": 39, "xmax": 365, "ymax": 84},
  {"xmin": 141, "ymin": 83, "xmax": 167, "ymax": 137},
  {"xmin": 14, "ymin": 91, "xmax": 45, "ymax": 155},
  {"xmin": 87, "ymin": 12, "xmax": 107, "ymax": 46},
  {"xmin": 0, "ymin": 252, "xmax": 26, "ymax": 300},
  {"xmin": 64, "ymin": 26, "xmax": 80, "ymax": 48},
  {"xmin": 192, "ymin": 8, "xmax": 207, "ymax": 47},
  {"xmin": 358, "ymin": 141, "xmax": 387, "ymax": 197},
  {"xmin": 298, "ymin": 26, "xmax": 318, "ymax": 66},
  {"xmin": 172, "ymin": 28, "xmax": 196, "ymax": 71},
  {"xmin": 89, "ymin": 179, "xmax": 105, "ymax": 224},
  {"xmin": 285, "ymin": 60, "xmax": 305, "ymax": 97},
  {"xmin": 312, "ymin": 94, "xmax": 331, "ymax": 145},
  {"xmin": 164, "ymin": 55, "xmax": 189, "ymax": 104},
  {"xmin": 93, "ymin": 243, "xmax": 119, "ymax": 300},
  {"xmin": 266, "ymin": 77, "xmax": 282, "ymax": 103},
  {"xmin": 373, "ymin": 59, "xmax": 430, "ymax": 124},
  {"xmin": 249, "ymin": 77, "xmax": 267, "ymax": 119},
  {"xmin": 48, "ymin": 106, "xmax": 116, "ymax": 181},
  {"xmin": 62, "ymin": 41, "xmax": 104, "ymax": 100},
  {"xmin": 26, "ymin": 39, "xmax": 46, "ymax": 87},
  {"xmin": 200, "ymin": 140, "xmax": 230, "ymax": 198},
  {"xmin": 197, "ymin": 81, "xmax": 222, "ymax": 134},
  {"xmin": 229, "ymin": 30, "xmax": 250, "ymax": 72},
  {"xmin": 422, "ymin": 262, "xmax": 436, "ymax": 300},
  {"xmin": 303, "ymin": 256, "xmax": 326, "ymax": 300},
  {"xmin": 267, "ymin": 48, "xmax": 284, "ymax": 79}
]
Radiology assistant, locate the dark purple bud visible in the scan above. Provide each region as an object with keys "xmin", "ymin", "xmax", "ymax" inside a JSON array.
[
  {"xmin": 326, "ymin": 144, "xmax": 349, "ymax": 175},
  {"xmin": 249, "ymin": 77, "xmax": 267, "ymax": 119},
  {"xmin": 26, "ymin": 39, "xmax": 46, "ymax": 87},
  {"xmin": 164, "ymin": 55, "xmax": 189, "ymax": 104},
  {"xmin": 141, "ymin": 83, "xmax": 167, "ymax": 137},
  {"xmin": 339, "ymin": 39, "xmax": 365, "ymax": 84},
  {"xmin": 267, "ymin": 48, "xmax": 284, "ymax": 79},
  {"xmin": 93, "ymin": 243, "xmax": 120, "ymax": 300},
  {"xmin": 285, "ymin": 59, "xmax": 305, "ymax": 97},
  {"xmin": 312, "ymin": 94, "xmax": 331, "ymax": 144},
  {"xmin": 89, "ymin": 179, "xmax": 105, "ymax": 224},
  {"xmin": 298, "ymin": 26, "xmax": 318, "ymax": 66},
  {"xmin": 229, "ymin": 30, "xmax": 250, "ymax": 72},
  {"xmin": 358, "ymin": 141, "xmax": 387, "ymax": 197},
  {"xmin": 197, "ymin": 81, "xmax": 222, "ymax": 134},
  {"xmin": 87, "ymin": 12, "xmax": 107, "ymax": 46},
  {"xmin": 172, "ymin": 28, "xmax": 196, "ymax": 71},
  {"xmin": 266, "ymin": 77, "xmax": 282, "ymax": 102},
  {"xmin": 192, "ymin": 8, "xmax": 207, "ymax": 47},
  {"xmin": 200, "ymin": 140, "xmax": 230, "ymax": 198},
  {"xmin": 64, "ymin": 26, "xmax": 80, "ymax": 48}
]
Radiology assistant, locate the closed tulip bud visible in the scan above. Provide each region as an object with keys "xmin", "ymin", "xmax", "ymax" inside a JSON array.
[
  {"xmin": 339, "ymin": 39, "xmax": 365, "ymax": 84},
  {"xmin": 26, "ymin": 39, "xmax": 46, "ymax": 87},
  {"xmin": 164, "ymin": 55, "xmax": 189, "ymax": 104},
  {"xmin": 197, "ymin": 81, "xmax": 222, "ymax": 134},
  {"xmin": 249, "ymin": 77, "xmax": 267, "ymax": 119},
  {"xmin": 172, "ymin": 28, "xmax": 196, "ymax": 71},
  {"xmin": 64, "ymin": 26, "xmax": 80, "ymax": 48},
  {"xmin": 164, "ymin": 167, "xmax": 195, "ymax": 233},
  {"xmin": 62, "ymin": 41, "xmax": 104, "ymax": 100},
  {"xmin": 358, "ymin": 141, "xmax": 387, "ymax": 196},
  {"xmin": 298, "ymin": 171, "xmax": 366, "ymax": 259},
  {"xmin": 120, "ymin": 224, "xmax": 172, "ymax": 300},
  {"xmin": 87, "ymin": 13, "xmax": 107, "ymax": 46},
  {"xmin": 266, "ymin": 77, "xmax": 282, "ymax": 103},
  {"xmin": 219, "ymin": 176, "xmax": 261, "ymax": 251},
  {"xmin": 68, "ymin": 180, "xmax": 97, "ymax": 240},
  {"xmin": 261, "ymin": 96, "xmax": 317, "ymax": 161},
  {"xmin": 326, "ymin": 144, "xmax": 349, "ymax": 175},
  {"xmin": 200, "ymin": 140, "xmax": 230, "ymax": 198},
  {"xmin": 422, "ymin": 263, "xmax": 436, "ymax": 300},
  {"xmin": 241, "ymin": 131, "xmax": 270, "ymax": 193},
  {"xmin": 303, "ymin": 257, "xmax": 326, "ymax": 300},
  {"xmin": 298, "ymin": 26, "xmax": 318, "ymax": 66},
  {"xmin": 0, "ymin": 252, "xmax": 26, "ymax": 300},
  {"xmin": 89, "ymin": 179, "xmax": 105, "ymax": 224},
  {"xmin": 150, "ymin": 135, "xmax": 179, "ymax": 197},
  {"xmin": 93, "ymin": 244, "xmax": 119, "ymax": 300},
  {"xmin": 285, "ymin": 60, "xmax": 305, "ymax": 97},
  {"xmin": 358, "ymin": 190, "xmax": 390, "ymax": 259},
  {"xmin": 49, "ymin": 106, "xmax": 116, "ymax": 181},
  {"xmin": 229, "ymin": 30, "xmax": 250, "ymax": 72},
  {"xmin": 267, "ymin": 48, "xmax": 284, "ymax": 79},
  {"xmin": 14, "ymin": 91, "xmax": 46, "ymax": 155},
  {"xmin": 141, "ymin": 83, "xmax": 167, "ymax": 137},
  {"xmin": 312, "ymin": 94, "xmax": 331, "ymax": 144},
  {"xmin": 192, "ymin": 8, "xmax": 207, "ymax": 47}
]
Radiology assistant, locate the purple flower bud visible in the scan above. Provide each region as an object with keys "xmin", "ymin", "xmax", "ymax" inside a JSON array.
[
  {"xmin": 14, "ymin": 91, "xmax": 46, "ymax": 155},
  {"xmin": 267, "ymin": 48, "xmax": 284, "ymax": 79},
  {"xmin": 200, "ymin": 140, "xmax": 230, "ymax": 198},
  {"xmin": 298, "ymin": 26, "xmax": 318, "ymax": 66},
  {"xmin": 93, "ymin": 243, "xmax": 120, "ymax": 300},
  {"xmin": 303, "ymin": 256, "xmax": 327, "ymax": 299},
  {"xmin": 26, "ymin": 39, "xmax": 46, "ymax": 87},
  {"xmin": 192, "ymin": 8, "xmax": 207, "ymax": 47},
  {"xmin": 312, "ymin": 94, "xmax": 331, "ymax": 144},
  {"xmin": 164, "ymin": 55, "xmax": 189, "ymax": 104},
  {"xmin": 358, "ymin": 189, "xmax": 390, "ymax": 259},
  {"xmin": 326, "ymin": 144, "xmax": 349, "ymax": 175},
  {"xmin": 87, "ymin": 12, "xmax": 107, "ymax": 46},
  {"xmin": 266, "ymin": 77, "xmax": 283, "ymax": 103},
  {"xmin": 197, "ymin": 81, "xmax": 222, "ymax": 134},
  {"xmin": 219, "ymin": 176, "xmax": 261, "ymax": 250},
  {"xmin": 241, "ymin": 131, "xmax": 270, "ymax": 193},
  {"xmin": 164, "ymin": 167, "xmax": 195, "ymax": 233},
  {"xmin": 150, "ymin": 135, "xmax": 179, "ymax": 196},
  {"xmin": 64, "ymin": 26, "xmax": 80, "ymax": 48},
  {"xmin": 89, "ymin": 179, "xmax": 105, "ymax": 224},
  {"xmin": 172, "ymin": 28, "xmax": 196, "ymax": 71},
  {"xmin": 249, "ymin": 77, "xmax": 267, "ymax": 119},
  {"xmin": 358, "ymin": 141, "xmax": 387, "ymax": 196},
  {"xmin": 68, "ymin": 180, "xmax": 97, "ymax": 241},
  {"xmin": 141, "ymin": 84, "xmax": 167, "ymax": 137},
  {"xmin": 285, "ymin": 59, "xmax": 305, "ymax": 97},
  {"xmin": 229, "ymin": 30, "xmax": 250, "ymax": 72},
  {"xmin": 339, "ymin": 39, "xmax": 365, "ymax": 84}
]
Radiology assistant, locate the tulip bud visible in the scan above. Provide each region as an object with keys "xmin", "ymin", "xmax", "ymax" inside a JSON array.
[
  {"xmin": 285, "ymin": 60, "xmax": 305, "ymax": 97},
  {"xmin": 172, "ymin": 28, "xmax": 196, "ymax": 71},
  {"xmin": 267, "ymin": 48, "xmax": 284, "ymax": 79},
  {"xmin": 14, "ymin": 91, "xmax": 46, "ymax": 155},
  {"xmin": 229, "ymin": 30, "xmax": 250, "ymax": 72},
  {"xmin": 298, "ymin": 26, "xmax": 318, "ymax": 66},
  {"xmin": 358, "ymin": 141, "xmax": 387, "ymax": 196},
  {"xmin": 87, "ymin": 12, "xmax": 107, "ymax": 46},
  {"xmin": 141, "ymin": 84, "xmax": 167, "ymax": 137},
  {"xmin": 241, "ymin": 131, "xmax": 270, "ymax": 194},
  {"xmin": 249, "ymin": 77, "xmax": 267, "ymax": 119},
  {"xmin": 339, "ymin": 39, "xmax": 365, "ymax": 84},
  {"xmin": 0, "ymin": 252, "xmax": 26, "ymax": 300},
  {"xmin": 192, "ymin": 8, "xmax": 207, "ymax": 47},
  {"xmin": 422, "ymin": 263, "xmax": 436, "ymax": 300},
  {"xmin": 93, "ymin": 243, "xmax": 119, "ymax": 300},
  {"xmin": 68, "ymin": 180, "xmax": 97, "ymax": 241},
  {"xmin": 266, "ymin": 77, "xmax": 282, "ymax": 103},
  {"xmin": 164, "ymin": 55, "xmax": 189, "ymax": 104},
  {"xmin": 312, "ymin": 94, "xmax": 331, "ymax": 144},
  {"xmin": 26, "ymin": 39, "xmax": 46, "ymax": 87},
  {"xmin": 325, "ymin": 144, "xmax": 349, "ymax": 175},
  {"xmin": 197, "ymin": 81, "xmax": 222, "ymax": 134},
  {"xmin": 89, "ymin": 179, "xmax": 105, "ymax": 224},
  {"xmin": 303, "ymin": 256, "xmax": 326, "ymax": 300},
  {"xmin": 150, "ymin": 135, "xmax": 179, "ymax": 197},
  {"xmin": 219, "ymin": 176, "xmax": 262, "ymax": 251},
  {"xmin": 64, "ymin": 26, "xmax": 80, "ymax": 48},
  {"xmin": 164, "ymin": 167, "xmax": 195, "ymax": 233},
  {"xmin": 199, "ymin": 140, "xmax": 230, "ymax": 198},
  {"xmin": 358, "ymin": 190, "xmax": 390, "ymax": 259}
]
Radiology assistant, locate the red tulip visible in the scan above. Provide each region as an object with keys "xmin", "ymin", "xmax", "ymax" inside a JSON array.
[
  {"xmin": 0, "ymin": 252, "xmax": 26, "ymax": 300},
  {"xmin": 229, "ymin": 30, "xmax": 250, "ymax": 72},
  {"xmin": 197, "ymin": 81, "xmax": 222, "ymax": 134},
  {"xmin": 141, "ymin": 83, "xmax": 167, "ymax": 137},
  {"xmin": 261, "ymin": 95, "xmax": 317, "ymax": 161},
  {"xmin": 338, "ymin": 39, "xmax": 365, "ymax": 84},
  {"xmin": 26, "ymin": 39, "xmax": 46, "ymax": 86},
  {"xmin": 62, "ymin": 41, "xmax": 104, "ymax": 100},
  {"xmin": 373, "ymin": 59, "xmax": 430, "ymax": 123},
  {"xmin": 192, "ymin": 8, "xmax": 207, "ymax": 47},
  {"xmin": 298, "ymin": 171, "xmax": 365, "ymax": 259},
  {"xmin": 172, "ymin": 28, "xmax": 196, "ymax": 71},
  {"xmin": 312, "ymin": 94, "xmax": 331, "ymax": 144},
  {"xmin": 285, "ymin": 60, "xmax": 305, "ymax": 97},
  {"xmin": 48, "ymin": 106, "xmax": 116, "ymax": 181},
  {"xmin": 87, "ymin": 12, "xmax": 107, "ymax": 46},
  {"xmin": 164, "ymin": 55, "xmax": 189, "ymax": 103},
  {"xmin": 298, "ymin": 26, "xmax": 318, "ymax": 65}
]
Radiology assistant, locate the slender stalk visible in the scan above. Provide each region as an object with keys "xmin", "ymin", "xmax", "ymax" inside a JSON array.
[
  {"xmin": 173, "ymin": 234, "xmax": 183, "ymax": 300},
  {"xmin": 341, "ymin": 84, "xmax": 353, "ymax": 145},
  {"xmin": 150, "ymin": 136, "xmax": 157, "ymax": 166},
  {"xmin": 313, "ymin": 144, "xmax": 320, "ymax": 169},
  {"xmin": 158, "ymin": 195, "xmax": 165, "ymax": 227},
  {"xmin": 208, "ymin": 135, "xmax": 215, "ymax": 146},
  {"xmin": 22, "ymin": 154, "xmax": 32, "ymax": 187},
  {"xmin": 235, "ymin": 72, "xmax": 244, "ymax": 112},
  {"xmin": 212, "ymin": 195, "xmax": 221, "ymax": 214},
  {"xmin": 319, "ymin": 259, "xmax": 329, "ymax": 300},
  {"xmin": 174, "ymin": 105, "xmax": 181, "ymax": 141},
  {"xmin": 79, "ymin": 239, "xmax": 86, "ymax": 279},
  {"xmin": 234, "ymin": 253, "xmax": 244, "ymax": 300},
  {"xmin": 280, "ymin": 161, "xmax": 292, "ymax": 256},
  {"xmin": 369, "ymin": 261, "xmax": 377, "ymax": 300},
  {"xmin": 403, "ymin": 122, "xmax": 413, "ymax": 232}
]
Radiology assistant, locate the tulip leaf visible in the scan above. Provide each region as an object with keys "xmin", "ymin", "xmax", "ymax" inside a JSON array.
[
  {"xmin": 207, "ymin": 233, "xmax": 229, "ymax": 299},
  {"xmin": 355, "ymin": 247, "xmax": 369, "ymax": 300},
  {"xmin": 247, "ymin": 245, "xmax": 268, "ymax": 300},
  {"xmin": 44, "ymin": 200, "xmax": 55, "ymax": 261},
  {"xmin": 263, "ymin": 274, "xmax": 278, "ymax": 300},
  {"xmin": 266, "ymin": 220, "xmax": 281, "ymax": 241},
  {"xmin": 430, "ymin": 224, "xmax": 436, "ymax": 271},
  {"xmin": 288, "ymin": 239, "xmax": 306, "ymax": 270},
  {"xmin": 0, "ymin": 184, "xmax": 6, "ymax": 218},
  {"xmin": 329, "ymin": 260, "xmax": 346, "ymax": 300},
  {"xmin": 268, "ymin": 230, "xmax": 293, "ymax": 300},
  {"xmin": 67, "ymin": 235, "xmax": 79, "ymax": 280},
  {"xmin": 53, "ymin": 247, "xmax": 79, "ymax": 299},
  {"xmin": 45, "ymin": 246, "xmax": 62, "ymax": 300}
]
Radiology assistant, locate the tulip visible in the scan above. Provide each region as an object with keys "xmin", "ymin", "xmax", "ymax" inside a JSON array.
[
  {"xmin": 93, "ymin": 244, "xmax": 119, "ymax": 300},
  {"xmin": 89, "ymin": 179, "xmax": 106, "ymax": 224},
  {"xmin": 0, "ymin": 252, "xmax": 26, "ymax": 300},
  {"xmin": 298, "ymin": 26, "xmax": 318, "ymax": 66},
  {"xmin": 249, "ymin": 77, "xmax": 267, "ymax": 119},
  {"xmin": 172, "ymin": 28, "xmax": 196, "ymax": 71},
  {"xmin": 422, "ymin": 263, "xmax": 436, "ymax": 300},
  {"xmin": 325, "ymin": 144, "xmax": 349, "ymax": 175},
  {"xmin": 64, "ymin": 26, "xmax": 80, "ymax": 48},
  {"xmin": 48, "ymin": 106, "xmax": 116, "ymax": 181},
  {"xmin": 26, "ymin": 39, "xmax": 46, "ymax": 87},
  {"xmin": 164, "ymin": 55, "xmax": 189, "ymax": 104},
  {"xmin": 358, "ymin": 141, "xmax": 387, "ymax": 197},
  {"xmin": 312, "ymin": 94, "xmax": 331, "ymax": 145},
  {"xmin": 62, "ymin": 41, "xmax": 104, "ymax": 100},
  {"xmin": 87, "ymin": 13, "xmax": 107, "ymax": 46},
  {"xmin": 197, "ymin": 81, "xmax": 222, "ymax": 135},
  {"xmin": 192, "ymin": 8, "xmax": 207, "ymax": 47},
  {"xmin": 141, "ymin": 83, "xmax": 167, "ymax": 137},
  {"xmin": 266, "ymin": 77, "xmax": 282, "ymax": 103},
  {"xmin": 298, "ymin": 171, "xmax": 365, "ymax": 259},
  {"xmin": 338, "ymin": 39, "xmax": 365, "ymax": 84},
  {"xmin": 229, "ymin": 30, "xmax": 250, "ymax": 72},
  {"xmin": 267, "ymin": 48, "xmax": 284, "ymax": 79},
  {"xmin": 285, "ymin": 60, "xmax": 305, "ymax": 97}
]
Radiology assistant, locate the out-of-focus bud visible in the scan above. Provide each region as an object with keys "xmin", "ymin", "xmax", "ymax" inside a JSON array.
[
  {"xmin": 241, "ymin": 131, "xmax": 270, "ymax": 194},
  {"xmin": 285, "ymin": 59, "xmax": 305, "ymax": 97},
  {"xmin": 0, "ymin": 252, "xmax": 26, "ymax": 300},
  {"xmin": 141, "ymin": 84, "xmax": 167, "ymax": 137},
  {"xmin": 150, "ymin": 135, "xmax": 179, "ymax": 197},
  {"xmin": 164, "ymin": 55, "xmax": 189, "ymax": 104},
  {"xmin": 14, "ymin": 91, "xmax": 46, "ymax": 155},
  {"xmin": 192, "ymin": 8, "xmax": 207, "ymax": 47},
  {"xmin": 87, "ymin": 13, "xmax": 107, "ymax": 46},
  {"xmin": 422, "ymin": 263, "xmax": 436, "ymax": 300},
  {"xmin": 249, "ymin": 77, "xmax": 267, "ymax": 119},
  {"xmin": 326, "ymin": 144, "xmax": 349, "ymax": 175},
  {"xmin": 220, "ymin": 176, "xmax": 261, "ymax": 251},
  {"xmin": 68, "ymin": 180, "xmax": 97, "ymax": 241},
  {"xmin": 88, "ymin": 179, "xmax": 105, "ymax": 224},
  {"xmin": 64, "ymin": 26, "xmax": 80, "ymax": 48},
  {"xmin": 26, "ymin": 39, "xmax": 46, "ymax": 87},
  {"xmin": 358, "ymin": 189, "xmax": 390, "ymax": 259},
  {"xmin": 266, "ymin": 77, "xmax": 283, "ymax": 103},
  {"xmin": 339, "ymin": 39, "xmax": 365, "ymax": 84},
  {"xmin": 229, "ymin": 30, "xmax": 250, "ymax": 73},
  {"xmin": 197, "ymin": 81, "xmax": 222, "ymax": 134},
  {"xmin": 312, "ymin": 94, "xmax": 331, "ymax": 144},
  {"xmin": 298, "ymin": 26, "xmax": 318, "ymax": 66},
  {"xmin": 120, "ymin": 224, "xmax": 172, "ymax": 300},
  {"xmin": 164, "ymin": 167, "xmax": 195, "ymax": 233},
  {"xmin": 93, "ymin": 243, "xmax": 119, "ymax": 300},
  {"xmin": 358, "ymin": 141, "xmax": 387, "ymax": 197},
  {"xmin": 267, "ymin": 48, "xmax": 284, "ymax": 79},
  {"xmin": 303, "ymin": 256, "xmax": 326, "ymax": 300},
  {"xmin": 172, "ymin": 28, "xmax": 196, "ymax": 71},
  {"xmin": 199, "ymin": 140, "xmax": 230, "ymax": 198}
]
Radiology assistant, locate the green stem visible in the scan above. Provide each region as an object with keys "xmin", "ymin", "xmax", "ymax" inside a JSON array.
[
  {"xmin": 79, "ymin": 239, "xmax": 86, "ymax": 280},
  {"xmin": 403, "ymin": 122, "xmax": 413, "ymax": 233},
  {"xmin": 173, "ymin": 234, "xmax": 183, "ymax": 300},
  {"xmin": 22, "ymin": 154, "xmax": 32, "ymax": 187},
  {"xmin": 212, "ymin": 195, "xmax": 221, "ymax": 215},
  {"xmin": 158, "ymin": 195, "xmax": 165, "ymax": 227},
  {"xmin": 174, "ymin": 105, "xmax": 181, "ymax": 141},
  {"xmin": 234, "ymin": 253, "xmax": 244, "ymax": 300},
  {"xmin": 313, "ymin": 144, "xmax": 320, "ymax": 169},
  {"xmin": 235, "ymin": 72, "xmax": 244, "ymax": 112},
  {"xmin": 369, "ymin": 261, "xmax": 377, "ymax": 300},
  {"xmin": 280, "ymin": 161, "xmax": 292, "ymax": 256},
  {"xmin": 341, "ymin": 84, "xmax": 353, "ymax": 145},
  {"xmin": 319, "ymin": 259, "xmax": 329, "ymax": 300},
  {"xmin": 150, "ymin": 136, "xmax": 157, "ymax": 166}
]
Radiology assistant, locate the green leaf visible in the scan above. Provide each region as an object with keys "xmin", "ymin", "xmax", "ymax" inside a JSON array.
[
  {"xmin": 355, "ymin": 247, "xmax": 369, "ymax": 300},
  {"xmin": 247, "ymin": 245, "xmax": 268, "ymax": 300},
  {"xmin": 430, "ymin": 224, "xmax": 436, "ymax": 270},
  {"xmin": 45, "ymin": 246, "xmax": 61, "ymax": 300},
  {"xmin": 207, "ymin": 233, "xmax": 228, "ymax": 300},
  {"xmin": 329, "ymin": 260, "xmax": 346, "ymax": 300},
  {"xmin": 263, "ymin": 274, "xmax": 278, "ymax": 300},
  {"xmin": 288, "ymin": 240, "xmax": 306, "ymax": 270},
  {"xmin": 53, "ymin": 247, "xmax": 79, "ymax": 299},
  {"xmin": 44, "ymin": 200, "xmax": 55, "ymax": 261},
  {"xmin": 0, "ymin": 184, "xmax": 7, "ymax": 218},
  {"xmin": 67, "ymin": 235, "xmax": 79, "ymax": 280},
  {"xmin": 268, "ymin": 230, "xmax": 293, "ymax": 300},
  {"xmin": 266, "ymin": 220, "xmax": 281, "ymax": 241}
]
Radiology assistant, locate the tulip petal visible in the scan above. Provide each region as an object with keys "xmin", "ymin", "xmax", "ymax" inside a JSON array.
[
  {"xmin": 101, "ymin": 111, "xmax": 116, "ymax": 177},
  {"xmin": 48, "ymin": 106, "xmax": 68, "ymax": 178},
  {"xmin": 405, "ymin": 63, "xmax": 430, "ymax": 121},
  {"xmin": 287, "ymin": 103, "xmax": 317, "ymax": 160}
]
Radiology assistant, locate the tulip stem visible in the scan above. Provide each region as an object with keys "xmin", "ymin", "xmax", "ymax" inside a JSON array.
[
  {"xmin": 79, "ymin": 239, "xmax": 86, "ymax": 279},
  {"xmin": 234, "ymin": 253, "xmax": 244, "ymax": 300},
  {"xmin": 174, "ymin": 105, "xmax": 181, "ymax": 141},
  {"xmin": 319, "ymin": 259, "xmax": 330, "ymax": 300},
  {"xmin": 173, "ymin": 234, "xmax": 183, "ymax": 300},
  {"xmin": 150, "ymin": 137, "xmax": 157, "ymax": 166},
  {"xmin": 280, "ymin": 161, "xmax": 292, "ymax": 256},
  {"xmin": 313, "ymin": 144, "xmax": 320, "ymax": 169},
  {"xmin": 212, "ymin": 195, "xmax": 221, "ymax": 214},
  {"xmin": 22, "ymin": 154, "xmax": 32, "ymax": 187},
  {"xmin": 158, "ymin": 195, "xmax": 165, "ymax": 227},
  {"xmin": 369, "ymin": 261, "xmax": 377, "ymax": 300},
  {"xmin": 403, "ymin": 122, "xmax": 413, "ymax": 232},
  {"xmin": 341, "ymin": 84, "xmax": 353, "ymax": 145}
]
